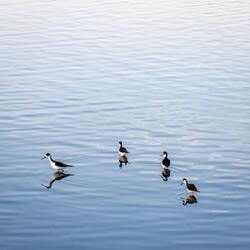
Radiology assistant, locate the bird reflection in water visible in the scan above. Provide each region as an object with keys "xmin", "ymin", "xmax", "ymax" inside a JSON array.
[
  {"xmin": 42, "ymin": 171, "xmax": 74, "ymax": 189},
  {"xmin": 161, "ymin": 168, "xmax": 171, "ymax": 181},
  {"xmin": 182, "ymin": 194, "xmax": 198, "ymax": 206},
  {"xmin": 118, "ymin": 155, "xmax": 128, "ymax": 168}
]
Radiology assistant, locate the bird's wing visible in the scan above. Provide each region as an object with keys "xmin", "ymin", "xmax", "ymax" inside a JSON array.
[
  {"xmin": 189, "ymin": 184, "xmax": 198, "ymax": 192},
  {"xmin": 163, "ymin": 158, "xmax": 170, "ymax": 167},
  {"xmin": 120, "ymin": 147, "xmax": 128, "ymax": 153},
  {"xmin": 55, "ymin": 161, "xmax": 74, "ymax": 168}
]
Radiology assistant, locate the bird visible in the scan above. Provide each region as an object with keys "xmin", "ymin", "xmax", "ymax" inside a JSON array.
[
  {"xmin": 161, "ymin": 151, "xmax": 170, "ymax": 169},
  {"xmin": 181, "ymin": 178, "xmax": 199, "ymax": 193},
  {"xmin": 118, "ymin": 141, "xmax": 129, "ymax": 157},
  {"xmin": 41, "ymin": 153, "xmax": 74, "ymax": 171},
  {"xmin": 41, "ymin": 171, "xmax": 74, "ymax": 189}
]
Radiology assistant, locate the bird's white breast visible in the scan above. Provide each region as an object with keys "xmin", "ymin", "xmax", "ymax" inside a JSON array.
[
  {"xmin": 119, "ymin": 151, "xmax": 127, "ymax": 157},
  {"xmin": 48, "ymin": 158, "xmax": 59, "ymax": 170}
]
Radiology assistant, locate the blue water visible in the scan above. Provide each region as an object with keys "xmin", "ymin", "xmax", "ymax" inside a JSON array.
[{"xmin": 1, "ymin": 1, "xmax": 250, "ymax": 249}]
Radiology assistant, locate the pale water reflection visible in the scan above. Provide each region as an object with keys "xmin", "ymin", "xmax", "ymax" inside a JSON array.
[
  {"xmin": 42, "ymin": 171, "xmax": 74, "ymax": 189},
  {"xmin": 182, "ymin": 194, "xmax": 198, "ymax": 206},
  {"xmin": 161, "ymin": 168, "xmax": 171, "ymax": 181},
  {"xmin": 118, "ymin": 155, "xmax": 129, "ymax": 168}
]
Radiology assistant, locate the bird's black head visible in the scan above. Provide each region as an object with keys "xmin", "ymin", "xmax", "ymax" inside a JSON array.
[
  {"xmin": 119, "ymin": 141, "xmax": 122, "ymax": 145},
  {"xmin": 41, "ymin": 153, "xmax": 50, "ymax": 160},
  {"xmin": 163, "ymin": 151, "xmax": 168, "ymax": 156}
]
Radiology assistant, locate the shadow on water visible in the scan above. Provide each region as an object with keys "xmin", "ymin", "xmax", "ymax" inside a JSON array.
[
  {"xmin": 118, "ymin": 155, "xmax": 128, "ymax": 168},
  {"xmin": 41, "ymin": 171, "xmax": 74, "ymax": 189}
]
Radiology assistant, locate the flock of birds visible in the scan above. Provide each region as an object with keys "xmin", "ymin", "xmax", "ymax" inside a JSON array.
[{"xmin": 41, "ymin": 141, "xmax": 199, "ymax": 204}]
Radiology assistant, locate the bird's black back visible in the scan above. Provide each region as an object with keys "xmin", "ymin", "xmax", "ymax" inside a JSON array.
[
  {"xmin": 187, "ymin": 183, "xmax": 198, "ymax": 192},
  {"xmin": 162, "ymin": 157, "xmax": 170, "ymax": 167},
  {"xmin": 120, "ymin": 146, "xmax": 128, "ymax": 153},
  {"xmin": 55, "ymin": 160, "xmax": 73, "ymax": 168}
]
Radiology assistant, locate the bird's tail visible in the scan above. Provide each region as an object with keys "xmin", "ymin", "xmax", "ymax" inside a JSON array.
[{"xmin": 65, "ymin": 164, "xmax": 74, "ymax": 167}]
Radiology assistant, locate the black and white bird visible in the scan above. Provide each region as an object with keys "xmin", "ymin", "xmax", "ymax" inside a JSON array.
[
  {"xmin": 118, "ymin": 141, "xmax": 129, "ymax": 157},
  {"xmin": 41, "ymin": 153, "xmax": 74, "ymax": 171},
  {"xmin": 161, "ymin": 151, "xmax": 170, "ymax": 169},
  {"xmin": 181, "ymin": 178, "xmax": 199, "ymax": 193}
]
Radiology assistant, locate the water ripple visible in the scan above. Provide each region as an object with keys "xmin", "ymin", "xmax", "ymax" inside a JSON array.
[{"xmin": 1, "ymin": 0, "xmax": 250, "ymax": 249}]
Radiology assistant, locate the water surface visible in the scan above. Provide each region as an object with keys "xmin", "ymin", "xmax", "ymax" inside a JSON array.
[{"xmin": 1, "ymin": 1, "xmax": 250, "ymax": 249}]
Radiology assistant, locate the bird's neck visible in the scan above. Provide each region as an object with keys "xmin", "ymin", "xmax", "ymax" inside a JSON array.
[{"xmin": 48, "ymin": 155, "xmax": 54, "ymax": 163}]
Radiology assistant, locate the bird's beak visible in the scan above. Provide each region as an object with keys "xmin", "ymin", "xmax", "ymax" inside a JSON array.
[
  {"xmin": 181, "ymin": 182, "xmax": 183, "ymax": 185},
  {"xmin": 41, "ymin": 156, "xmax": 46, "ymax": 160}
]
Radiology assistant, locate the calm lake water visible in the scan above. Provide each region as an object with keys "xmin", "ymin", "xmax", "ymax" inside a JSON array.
[{"xmin": 1, "ymin": 0, "xmax": 250, "ymax": 249}]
